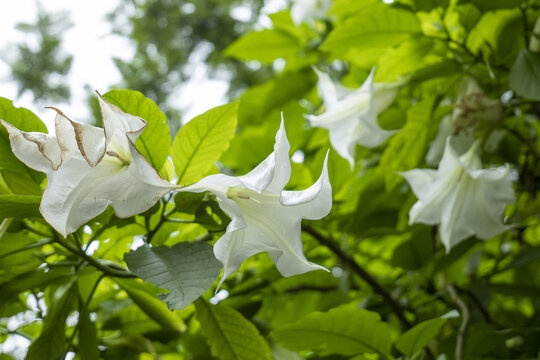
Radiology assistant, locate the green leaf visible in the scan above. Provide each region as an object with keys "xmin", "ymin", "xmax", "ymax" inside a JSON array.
[
  {"xmin": 458, "ymin": 0, "xmax": 523, "ymax": 11},
  {"xmin": 103, "ymin": 89, "xmax": 171, "ymax": 172},
  {"xmin": 380, "ymin": 98, "xmax": 437, "ymax": 190},
  {"xmin": 272, "ymin": 305, "xmax": 394, "ymax": 358},
  {"xmin": 26, "ymin": 284, "xmax": 77, "ymax": 360},
  {"xmin": 0, "ymin": 194, "xmax": 41, "ymax": 218},
  {"xmin": 0, "ymin": 97, "xmax": 46, "ymax": 194},
  {"xmin": 466, "ymin": 9, "xmax": 524, "ymax": 66},
  {"xmin": 375, "ymin": 38, "xmax": 446, "ymax": 82},
  {"xmin": 172, "ymin": 102, "xmax": 238, "ymax": 185},
  {"xmin": 321, "ymin": 5, "xmax": 420, "ymax": 67},
  {"xmin": 391, "ymin": 228, "xmax": 433, "ymax": 270},
  {"xmin": 115, "ymin": 278, "xmax": 186, "ymax": 331},
  {"xmin": 79, "ymin": 301, "xmax": 100, "ymax": 360},
  {"xmin": 238, "ymin": 69, "xmax": 316, "ymax": 125},
  {"xmin": 194, "ymin": 298, "xmax": 272, "ymax": 360},
  {"xmin": 395, "ymin": 317, "xmax": 447, "ymax": 356},
  {"xmin": 124, "ymin": 242, "xmax": 222, "ymax": 310},
  {"xmin": 510, "ymin": 49, "xmax": 540, "ymax": 101},
  {"xmin": 225, "ymin": 29, "xmax": 301, "ymax": 64}
]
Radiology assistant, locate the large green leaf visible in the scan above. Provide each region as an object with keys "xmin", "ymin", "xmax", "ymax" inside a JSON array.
[
  {"xmin": 0, "ymin": 98, "xmax": 46, "ymax": 194},
  {"xmin": 194, "ymin": 298, "xmax": 272, "ymax": 360},
  {"xmin": 172, "ymin": 102, "xmax": 238, "ymax": 185},
  {"xmin": 225, "ymin": 29, "xmax": 301, "ymax": 64},
  {"xmin": 510, "ymin": 49, "xmax": 540, "ymax": 101},
  {"xmin": 380, "ymin": 98, "xmax": 437, "ymax": 190},
  {"xmin": 124, "ymin": 242, "xmax": 222, "ymax": 310},
  {"xmin": 321, "ymin": 5, "xmax": 420, "ymax": 67},
  {"xmin": 26, "ymin": 284, "xmax": 77, "ymax": 360},
  {"xmin": 103, "ymin": 89, "xmax": 171, "ymax": 172},
  {"xmin": 115, "ymin": 278, "xmax": 186, "ymax": 331},
  {"xmin": 272, "ymin": 305, "xmax": 394, "ymax": 358},
  {"xmin": 395, "ymin": 317, "xmax": 447, "ymax": 357},
  {"xmin": 0, "ymin": 194, "xmax": 41, "ymax": 218}
]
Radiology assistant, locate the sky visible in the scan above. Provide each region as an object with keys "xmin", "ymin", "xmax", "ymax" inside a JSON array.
[{"xmin": 0, "ymin": 0, "xmax": 243, "ymax": 131}]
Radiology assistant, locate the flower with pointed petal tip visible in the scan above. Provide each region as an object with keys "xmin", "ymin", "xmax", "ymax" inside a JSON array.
[
  {"xmin": 306, "ymin": 68, "xmax": 400, "ymax": 167},
  {"xmin": 1, "ymin": 94, "xmax": 179, "ymax": 236},
  {"xmin": 180, "ymin": 117, "xmax": 332, "ymax": 286},
  {"xmin": 400, "ymin": 138, "xmax": 515, "ymax": 251}
]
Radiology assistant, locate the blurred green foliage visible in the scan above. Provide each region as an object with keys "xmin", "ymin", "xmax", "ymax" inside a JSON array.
[{"xmin": 1, "ymin": 0, "xmax": 540, "ymax": 359}]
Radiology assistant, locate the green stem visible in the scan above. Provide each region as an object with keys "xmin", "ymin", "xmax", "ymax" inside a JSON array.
[
  {"xmin": 53, "ymin": 235, "xmax": 135, "ymax": 278},
  {"xmin": 0, "ymin": 238, "xmax": 53, "ymax": 260}
]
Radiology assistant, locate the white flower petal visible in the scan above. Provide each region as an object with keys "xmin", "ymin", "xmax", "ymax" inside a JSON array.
[
  {"xmin": 53, "ymin": 110, "xmax": 106, "ymax": 166},
  {"xmin": 308, "ymin": 68, "xmax": 398, "ymax": 165},
  {"xmin": 281, "ymin": 151, "xmax": 332, "ymax": 220},
  {"xmin": 313, "ymin": 67, "xmax": 338, "ymax": 106},
  {"xmin": 109, "ymin": 139, "xmax": 179, "ymax": 217},
  {"xmin": 1, "ymin": 120, "xmax": 61, "ymax": 172},
  {"xmin": 182, "ymin": 117, "xmax": 332, "ymax": 285},
  {"xmin": 97, "ymin": 92, "xmax": 146, "ymax": 151},
  {"xmin": 402, "ymin": 139, "xmax": 515, "ymax": 251},
  {"xmin": 238, "ymin": 117, "xmax": 291, "ymax": 194}
]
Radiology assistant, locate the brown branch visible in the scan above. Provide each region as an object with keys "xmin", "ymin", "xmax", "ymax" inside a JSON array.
[{"xmin": 303, "ymin": 225, "xmax": 413, "ymax": 329}]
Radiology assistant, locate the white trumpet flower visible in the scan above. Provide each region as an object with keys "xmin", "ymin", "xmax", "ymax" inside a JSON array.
[
  {"xmin": 400, "ymin": 138, "xmax": 515, "ymax": 251},
  {"xmin": 306, "ymin": 68, "xmax": 399, "ymax": 167},
  {"xmin": 181, "ymin": 117, "xmax": 332, "ymax": 286},
  {"xmin": 1, "ymin": 94, "xmax": 178, "ymax": 236}
]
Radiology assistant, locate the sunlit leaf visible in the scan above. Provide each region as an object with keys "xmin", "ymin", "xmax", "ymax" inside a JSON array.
[{"xmin": 172, "ymin": 102, "xmax": 238, "ymax": 185}]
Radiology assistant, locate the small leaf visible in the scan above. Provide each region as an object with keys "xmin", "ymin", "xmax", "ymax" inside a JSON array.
[
  {"xmin": 395, "ymin": 317, "xmax": 447, "ymax": 357},
  {"xmin": 172, "ymin": 102, "xmax": 238, "ymax": 185},
  {"xmin": 195, "ymin": 298, "xmax": 272, "ymax": 360},
  {"xmin": 272, "ymin": 305, "xmax": 394, "ymax": 358},
  {"xmin": 103, "ymin": 89, "xmax": 171, "ymax": 172},
  {"xmin": 0, "ymin": 194, "xmax": 41, "ymax": 218},
  {"xmin": 510, "ymin": 49, "xmax": 540, "ymax": 101},
  {"xmin": 124, "ymin": 242, "xmax": 222, "ymax": 310},
  {"xmin": 225, "ymin": 29, "xmax": 301, "ymax": 64}
]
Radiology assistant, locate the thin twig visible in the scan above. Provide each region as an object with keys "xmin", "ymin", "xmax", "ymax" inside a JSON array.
[
  {"xmin": 303, "ymin": 225, "xmax": 413, "ymax": 329},
  {"xmin": 53, "ymin": 234, "xmax": 135, "ymax": 278},
  {"xmin": 447, "ymin": 284, "xmax": 470, "ymax": 360}
]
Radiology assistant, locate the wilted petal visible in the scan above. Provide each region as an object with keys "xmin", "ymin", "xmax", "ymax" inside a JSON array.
[
  {"xmin": 1, "ymin": 120, "xmax": 62, "ymax": 172},
  {"xmin": 53, "ymin": 110, "xmax": 106, "ymax": 166},
  {"xmin": 3, "ymin": 95, "xmax": 178, "ymax": 236}
]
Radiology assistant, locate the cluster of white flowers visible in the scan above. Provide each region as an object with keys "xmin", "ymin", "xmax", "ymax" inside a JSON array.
[
  {"xmin": 307, "ymin": 70, "xmax": 515, "ymax": 252},
  {"xmin": 2, "ymin": 98, "xmax": 332, "ymax": 285},
  {"xmin": 1, "ymin": 71, "xmax": 515, "ymax": 283}
]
